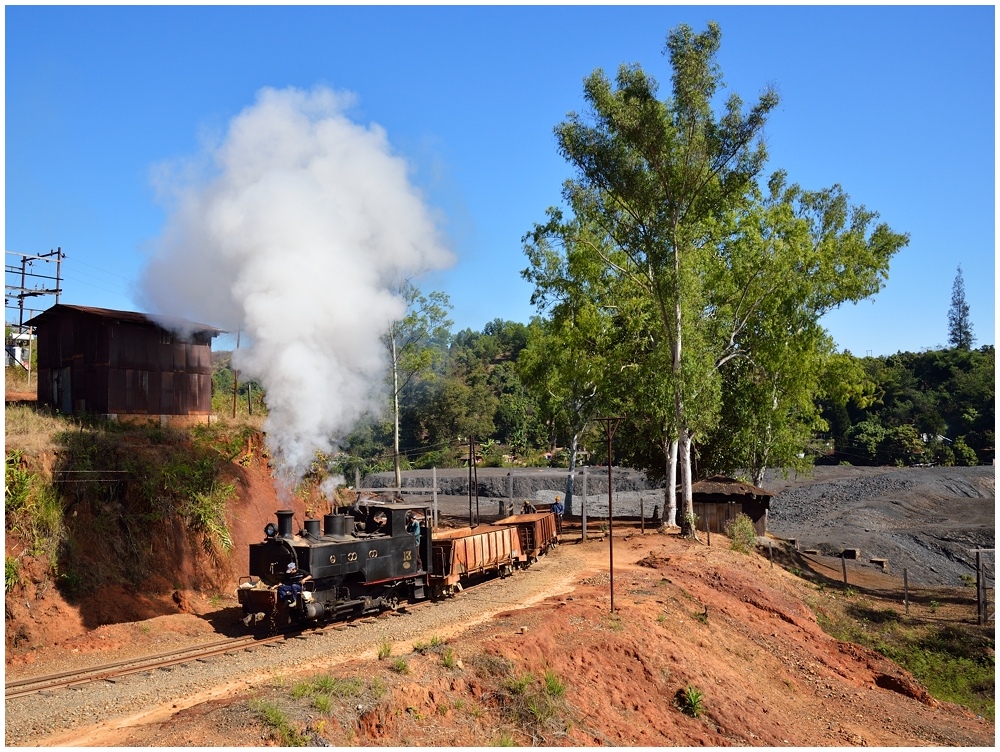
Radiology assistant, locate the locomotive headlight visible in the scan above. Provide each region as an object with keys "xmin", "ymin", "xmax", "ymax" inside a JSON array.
[{"xmin": 264, "ymin": 522, "xmax": 277, "ymax": 538}]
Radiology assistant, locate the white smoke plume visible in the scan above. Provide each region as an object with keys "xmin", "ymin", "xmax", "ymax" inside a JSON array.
[{"xmin": 139, "ymin": 85, "xmax": 453, "ymax": 485}]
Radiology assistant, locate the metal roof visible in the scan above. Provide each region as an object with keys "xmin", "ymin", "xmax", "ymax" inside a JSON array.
[
  {"xmin": 24, "ymin": 304, "xmax": 226, "ymax": 336},
  {"xmin": 690, "ymin": 475, "xmax": 773, "ymax": 498}
]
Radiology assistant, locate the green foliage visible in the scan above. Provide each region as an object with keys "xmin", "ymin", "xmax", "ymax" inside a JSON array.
[
  {"xmin": 724, "ymin": 513, "xmax": 758, "ymax": 554},
  {"xmin": 817, "ymin": 604, "xmax": 994, "ymax": 719},
  {"xmin": 390, "ymin": 657, "xmax": 410, "ymax": 674},
  {"xmin": 441, "ymin": 647, "xmax": 458, "ymax": 669},
  {"xmin": 676, "ymin": 685, "xmax": 706, "ymax": 718},
  {"xmin": 250, "ymin": 699, "xmax": 307, "ymax": 747},
  {"xmin": 5, "ymin": 556, "xmax": 21, "ymax": 592},
  {"xmin": 377, "ymin": 640, "xmax": 392, "ymax": 660},
  {"xmin": 5, "ymin": 450, "xmax": 32, "ymax": 515},
  {"xmin": 953, "ymin": 437, "xmax": 978, "ymax": 466}
]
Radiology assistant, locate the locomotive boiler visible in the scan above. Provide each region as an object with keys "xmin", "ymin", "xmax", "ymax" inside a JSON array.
[{"xmin": 238, "ymin": 502, "xmax": 432, "ymax": 627}]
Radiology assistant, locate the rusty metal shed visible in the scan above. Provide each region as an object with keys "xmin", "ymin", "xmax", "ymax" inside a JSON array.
[
  {"xmin": 690, "ymin": 475, "xmax": 772, "ymax": 536},
  {"xmin": 25, "ymin": 304, "xmax": 224, "ymax": 421}
]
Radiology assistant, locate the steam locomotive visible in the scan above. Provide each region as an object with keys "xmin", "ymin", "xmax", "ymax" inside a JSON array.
[{"xmin": 237, "ymin": 501, "xmax": 558, "ymax": 628}]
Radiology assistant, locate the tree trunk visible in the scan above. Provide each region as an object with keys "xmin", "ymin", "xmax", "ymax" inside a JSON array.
[
  {"xmin": 679, "ymin": 427, "xmax": 696, "ymax": 537},
  {"xmin": 665, "ymin": 436, "xmax": 678, "ymax": 527},
  {"xmin": 391, "ymin": 335, "xmax": 402, "ymax": 489}
]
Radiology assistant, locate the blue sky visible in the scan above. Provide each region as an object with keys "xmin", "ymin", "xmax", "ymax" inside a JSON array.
[{"xmin": 5, "ymin": 3, "xmax": 995, "ymax": 357}]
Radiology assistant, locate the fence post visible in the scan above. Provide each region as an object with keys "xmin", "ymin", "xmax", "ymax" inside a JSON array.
[
  {"xmin": 581, "ymin": 467, "xmax": 588, "ymax": 542},
  {"xmin": 903, "ymin": 568, "xmax": 909, "ymax": 615},
  {"xmin": 976, "ymin": 550, "xmax": 984, "ymax": 626},
  {"xmin": 640, "ymin": 497, "xmax": 645, "ymax": 535},
  {"xmin": 841, "ymin": 555, "xmax": 848, "ymax": 588},
  {"xmin": 432, "ymin": 467, "xmax": 438, "ymax": 527}
]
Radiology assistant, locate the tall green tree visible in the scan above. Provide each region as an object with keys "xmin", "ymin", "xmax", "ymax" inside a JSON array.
[
  {"xmin": 697, "ymin": 173, "xmax": 907, "ymax": 484},
  {"xmin": 554, "ymin": 22, "xmax": 779, "ymax": 535},
  {"xmin": 382, "ymin": 282, "xmax": 452, "ymax": 487},
  {"xmin": 521, "ymin": 209, "xmax": 618, "ymax": 512},
  {"xmin": 947, "ymin": 264, "xmax": 975, "ymax": 350}
]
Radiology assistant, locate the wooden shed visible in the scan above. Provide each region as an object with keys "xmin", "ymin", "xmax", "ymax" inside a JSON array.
[
  {"xmin": 690, "ymin": 475, "xmax": 772, "ymax": 536},
  {"xmin": 25, "ymin": 304, "xmax": 224, "ymax": 422}
]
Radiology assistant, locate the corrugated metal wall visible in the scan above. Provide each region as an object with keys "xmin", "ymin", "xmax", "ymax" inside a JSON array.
[{"xmin": 33, "ymin": 309, "xmax": 215, "ymax": 416}]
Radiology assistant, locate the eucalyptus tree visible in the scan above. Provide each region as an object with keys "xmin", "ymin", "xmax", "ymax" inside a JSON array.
[
  {"xmin": 382, "ymin": 281, "xmax": 452, "ymax": 487},
  {"xmin": 696, "ymin": 173, "xmax": 907, "ymax": 485},
  {"xmin": 521, "ymin": 208, "xmax": 620, "ymax": 512},
  {"xmin": 554, "ymin": 22, "xmax": 778, "ymax": 535}
]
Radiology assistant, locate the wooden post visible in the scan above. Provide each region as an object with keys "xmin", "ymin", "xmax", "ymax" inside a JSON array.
[
  {"xmin": 903, "ymin": 568, "xmax": 909, "ymax": 615},
  {"xmin": 432, "ymin": 467, "xmax": 438, "ymax": 527},
  {"xmin": 581, "ymin": 467, "xmax": 588, "ymax": 542},
  {"xmin": 705, "ymin": 514, "xmax": 711, "ymax": 546},
  {"xmin": 841, "ymin": 555, "xmax": 848, "ymax": 588},
  {"xmin": 976, "ymin": 550, "xmax": 984, "ymax": 626},
  {"xmin": 500, "ymin": 473, "xmax": 514, "ymax": 517},
  {"xmin": 231, "ymin": 329, "xmax": 241, "ymax": 419},
  {"xmin": 640, "ymin": 497, "xmax": 645, "ymax": 535}
]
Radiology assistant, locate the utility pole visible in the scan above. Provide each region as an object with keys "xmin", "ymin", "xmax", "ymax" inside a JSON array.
[
  {"xmin": 5, "ymin": 248, "xmax": 64, "ymax": 375},
  {"xmin": 595, "ymin": 416, "xmax": 622, "ymax": 613}
]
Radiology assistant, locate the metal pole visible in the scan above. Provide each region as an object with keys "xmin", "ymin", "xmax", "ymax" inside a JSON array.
[
  {"xmin": 473, "ymin": 438, "xmax": 480, "ymax": 525},
  {"xmin": 597, "ymin": 417, "xmax": 622, "ymax": 613},
  {"xmin": 468, "ymin": 438, "xmax": 473, "ymax": 527},
  {"xmin": 55, "ymin": 247, "xmax": 62, "ymax": 304}
]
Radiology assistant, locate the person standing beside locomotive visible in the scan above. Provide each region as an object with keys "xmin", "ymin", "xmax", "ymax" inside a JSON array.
[
  {"xmin": 406, "ymin": 511, "xmax": 422, "ymax": 568},
  {"xmin": 552, "ymin": 496, "xmax": 565, "ymax": 535}
]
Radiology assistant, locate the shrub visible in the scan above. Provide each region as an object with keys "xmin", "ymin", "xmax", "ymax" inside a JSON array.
[
  {"xmin": 390, "ymin": 658, "xmax": 410, "ymax": 674},
  {"xmin": 250, "ymin": 700, "xmax": 307, "ymax": 746},
  {"xmin": 5, "ymin": 556, "xmax": 21, "ymax": 592},
  {"xmin": 724, "ymin": 513, "xmax": 758, "ymax": 554},
  {"xmin": 953, "ymin": 437, "xmax": 978, "ymax": 466},
  {"xmin": 676, "ymin": 685, "xmax": 705, "ymax": 717},
  {"xmin": 441, "ymin": 648, "xmax": 458, "ymax": 669},
  {"xmin": 377, "ymin": 640, "xmax": 392, "ymax": 660}
]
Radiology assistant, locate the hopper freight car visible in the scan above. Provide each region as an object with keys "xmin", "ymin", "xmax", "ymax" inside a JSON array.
[
  {"xmin": 428, "ymin": 524, "xmax": 521, "ymax": 598},
  {"xmin": 495, "ymin": 511, "xmax": 558, "ymax": 563}
]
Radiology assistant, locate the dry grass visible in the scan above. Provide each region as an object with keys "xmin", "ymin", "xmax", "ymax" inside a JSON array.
[{"xmin": 3, "ymin": 404, "xmax": 68, "ymax": 455}]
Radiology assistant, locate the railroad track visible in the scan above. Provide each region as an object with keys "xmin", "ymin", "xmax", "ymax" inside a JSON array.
[
  {"xmin": 3, "ymin": 614, "xmax": 395, "ymax": 701},
  {"xmin": 5, "ymin": 562, "xmax": 514, "ymax": 701}
]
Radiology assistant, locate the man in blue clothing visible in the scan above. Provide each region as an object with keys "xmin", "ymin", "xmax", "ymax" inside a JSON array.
[{"xmin": 552, "ymin": 496, "xmax": 565, "ymax": 534}]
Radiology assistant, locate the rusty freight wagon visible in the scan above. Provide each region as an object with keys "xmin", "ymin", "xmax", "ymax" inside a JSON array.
[
  {"xmin": 429, "ymin": 525, "xmax": 522, "ymax": 597},
  {"xmin": 495, "ymin": 512, "xmax": 558, "ymax": 563}
]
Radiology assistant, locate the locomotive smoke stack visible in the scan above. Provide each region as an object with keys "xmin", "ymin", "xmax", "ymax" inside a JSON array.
[
  {"xmin": 304, "ymin": 519, "xmax": 321, "ymax": 537},
  {"xmin": 276, "ymin": 510, "xmax": 295, "ymax": 539},
  {"xmin": 324, "ymin": 513, "xmax": 349, "ymax": 537}
]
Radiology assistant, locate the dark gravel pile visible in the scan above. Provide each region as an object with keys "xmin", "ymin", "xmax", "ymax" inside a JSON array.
[
  {"xmin": 369, "ymin": 465, "xmax": 994, "ymax": 587},
  {"xmin": 763, "ymin": 465, "xmax": 994, "ymax": 587}
]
